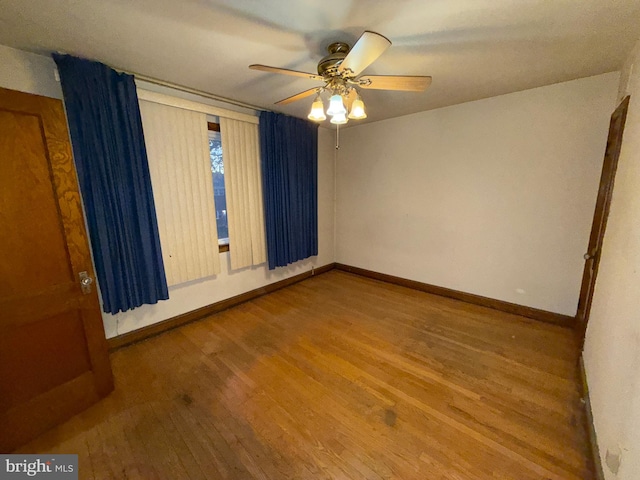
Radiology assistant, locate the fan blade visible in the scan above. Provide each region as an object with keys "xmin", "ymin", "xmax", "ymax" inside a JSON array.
[
  {"xmin": 275, "ymin": 87, "xmax": 319, "ymax": 105},
  {"xmin": 338, "ymin": 31, "xmax": 391, "ymax": 76},
  {"xmin": 359, "ymin": 75, "xmax": 432, "ymax": 92},
  {"xmin": 249, "ymin": 64, "xmax": 324, "ymax": 81}
]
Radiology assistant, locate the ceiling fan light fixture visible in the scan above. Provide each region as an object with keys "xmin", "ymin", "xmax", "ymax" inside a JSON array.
[
  {"xmin": 326, "ymin": 94, "xmax": 346, "ymax": 116},
  {"xmin": 307, "ymin": 95, "xmax": 326, "ymax": 121},
  {"xmin": 348, "ymin": 96, "xmax": 367, "ymax": 119},
  {"xmin": 330, "ymin": 111, "xmax": 348, "ymax": 125},
  {"xmin": 251, "ymin": 30, "xmax": 433, "ymax": 124}
]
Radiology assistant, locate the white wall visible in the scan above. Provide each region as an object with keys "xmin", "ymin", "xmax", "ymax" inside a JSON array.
[
  {"xmin": 0, "ymin": 44, "xmax": 62, "ymax": 99},
  {"xmin": 336, "ymin": 73, "xmax": 619, "ymax": 316},
  {"xmin": 584, "ymin": 38, "xmax": 640, "ymax": 480},
  {"xmin": 0, "ymin": 45, "xmax": 336, "ymax": 338}
]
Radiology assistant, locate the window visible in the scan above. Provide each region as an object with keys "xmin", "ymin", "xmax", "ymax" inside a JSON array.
[{"xmin": 208, "ymin": 122, "xmax": 229, "ymax": 252}]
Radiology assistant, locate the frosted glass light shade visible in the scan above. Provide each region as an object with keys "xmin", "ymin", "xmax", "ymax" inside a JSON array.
[
  {"xmin": 348, "ymin": 97, "xmax": 367, "ymax": 119},
  {"xmin": 330, "ymin": 112, "xmax": 348, "ymax": 125},
  {"xmin": 307, "ymin": 97, "xmax": 326, "ymax": 121},
  {"xmin": 326, "ymin": 94, "xmax": 346, "ymax": 116}
]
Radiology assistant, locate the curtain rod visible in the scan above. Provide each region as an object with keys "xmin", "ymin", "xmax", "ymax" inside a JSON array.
[
  {"xmin": 131, "ymin": 71, "xmax": 264, "ymax": 112},
  {"xmin": 53, "ymin": 52, "xmax": 263, "ymax": 112}
]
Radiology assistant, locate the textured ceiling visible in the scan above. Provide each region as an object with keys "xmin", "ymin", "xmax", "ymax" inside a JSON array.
[{"xmin": 1, "ymin": 0, "xmax": 640, "ymax": 125}]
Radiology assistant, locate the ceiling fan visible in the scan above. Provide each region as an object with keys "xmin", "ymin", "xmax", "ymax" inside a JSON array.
[{"xmin": 249, "ymin": 31, "xmax": 432, "ymax": 125}]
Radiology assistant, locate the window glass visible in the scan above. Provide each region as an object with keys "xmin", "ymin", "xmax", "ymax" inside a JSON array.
[{"xmin": 208, "ymin": 126, "xmax": 228, "ymax": 246}]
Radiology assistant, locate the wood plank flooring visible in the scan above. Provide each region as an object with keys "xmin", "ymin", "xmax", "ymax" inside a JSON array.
[{"xmin": 17, "ymin": 271, "xmax": 592, "ymax": 479}]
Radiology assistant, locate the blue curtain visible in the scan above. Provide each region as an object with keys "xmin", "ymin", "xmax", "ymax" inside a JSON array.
[
  {"xmin": 53, "ymin": 54, "xmax": 168, "ymax": 314},
  {"xmin": 259, "ymin": 111, "xmax": 318, "ymax": 270}
]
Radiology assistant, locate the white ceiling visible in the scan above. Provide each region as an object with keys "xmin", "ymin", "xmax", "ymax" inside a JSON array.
[{"xmin": 1, "ymin": 0, "xmax": 640, "ymax": 125}]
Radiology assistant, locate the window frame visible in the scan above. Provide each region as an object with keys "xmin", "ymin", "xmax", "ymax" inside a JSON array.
[{"xmin": 208, "ymin": 122, "xmax": 230, "ymax": 253}]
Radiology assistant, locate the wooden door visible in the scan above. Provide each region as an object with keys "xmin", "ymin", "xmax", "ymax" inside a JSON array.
[
  {"xmin": 575, "ymin": 96, "xmax": 630, "ymax": 347},
  {"xmin": 0, "ymin": 87, "xmax": 113, "ymax": 452}
]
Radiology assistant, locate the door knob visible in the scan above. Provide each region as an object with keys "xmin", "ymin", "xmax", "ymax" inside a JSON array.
[{"xmin": 79, "ymin": 271, "xmax": 93, "ymax": 294}]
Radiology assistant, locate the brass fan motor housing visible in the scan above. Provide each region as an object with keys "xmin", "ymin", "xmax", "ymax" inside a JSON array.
[{"xmin": 317, "ymin": 42, "xmax": 351, "ymax": 76}]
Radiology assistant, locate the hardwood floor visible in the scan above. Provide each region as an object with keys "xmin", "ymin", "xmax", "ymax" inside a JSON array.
[{"xmin": 18, "ymin": 271, "xmax": 592, "ymax": 479}]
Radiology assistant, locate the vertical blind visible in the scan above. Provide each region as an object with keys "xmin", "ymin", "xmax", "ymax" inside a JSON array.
[
  {"xmin": 220, "ymin": 117, "xmax": 267, "ymax": 270},
  {"xmin": 139, "ymin": 100, "xmax": 221, "ymax": 286}
]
